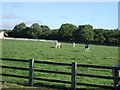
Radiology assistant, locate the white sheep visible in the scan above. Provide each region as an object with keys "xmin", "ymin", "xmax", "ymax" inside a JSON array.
[
  {"xmin": 85, "ymin": 44, "xmax": 90, "ymax": 52},
  {"xmin": 55, "ymin": 41, "xmax": 62, "ymax": 48},
  {"xmin": 73, "ymin": 42, "xmax": 75, "ymax": 48}
]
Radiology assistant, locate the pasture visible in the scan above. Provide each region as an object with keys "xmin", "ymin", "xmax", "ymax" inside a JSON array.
[{"xmin": 2, "ymin": 39, "xmax": 119, "ymax": 89}]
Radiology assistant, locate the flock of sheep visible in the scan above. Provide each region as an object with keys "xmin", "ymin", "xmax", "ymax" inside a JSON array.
[{"xmin": 55, "ymin": 41, "xmax": 90, "ymax": 52}]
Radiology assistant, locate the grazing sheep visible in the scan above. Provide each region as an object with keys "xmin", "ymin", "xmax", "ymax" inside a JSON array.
[
  {"xmin": 73, "ymin": 42, "xmax": 75, "ymax": 48},
  {"xmin": 85, "ymin": 44, "xmax": 90, "ymax": 52},
  {"xmin": 55, "ymin": 41, "xmax": 62, "ymax": 48},
  {"xmin": 112, "ymin": 64, "xmax": 120, "ymax": 87}
]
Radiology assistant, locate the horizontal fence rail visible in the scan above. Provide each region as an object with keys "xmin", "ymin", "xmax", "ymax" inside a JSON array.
[
  {"xmin": 0, "ymin": 58, "xmax": 71, "ymax": 66},
  {"xmin": 77, "ymin": 73, "xmax": 116, "ymax": 79},
  {"xmin": 0, "ymin": 58, "xmax": 29, "ymax": 62},
  {"xmin": 1, "ymin": 58, "xmax": 120, "ymax": 89},
  {"xmin": 1, "ymin": 65, "xmax": 29, "ymax": 71},
  {"xmin": 77, "ymin": 64, "xmax": 120, "ymax": 70},
  {"xmin": 1, "ymin": 65, "xmax": 71, "ymax": 75}
]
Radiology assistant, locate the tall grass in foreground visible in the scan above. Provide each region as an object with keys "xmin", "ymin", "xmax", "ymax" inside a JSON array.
[{"xmin": 2, "ymin": 39, "xmax": 119, "ymax": 89}]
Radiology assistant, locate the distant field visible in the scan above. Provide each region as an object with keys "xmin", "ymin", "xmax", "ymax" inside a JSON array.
[{"xmin": 2, "ymin": 39, "xmax": 119, "ymax": 89}]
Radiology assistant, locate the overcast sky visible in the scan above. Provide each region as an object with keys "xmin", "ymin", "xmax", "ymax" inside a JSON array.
[{"xmin": 1, "ymin": 1, "xmax": 118, "ymax": 30}]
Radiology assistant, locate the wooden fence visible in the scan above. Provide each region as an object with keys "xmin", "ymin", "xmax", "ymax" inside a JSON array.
[{"xmin": 1, "ymin": 58, "xmax": 120, "ymax": 89}]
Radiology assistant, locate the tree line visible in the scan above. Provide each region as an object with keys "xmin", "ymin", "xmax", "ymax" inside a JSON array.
[{"xmin": 1, "ymin": 22, "xmax": 120, "ymax": 45}]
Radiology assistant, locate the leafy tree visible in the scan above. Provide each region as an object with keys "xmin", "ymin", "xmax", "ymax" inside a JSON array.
[
  {"xmin": 49, "ymin": 29, "xmax": 59, "ymax": 40},
  {"xmin": 73, "ymin": 24, "xmax": 94, "ymax": 43},
  {"xmin": 20, "ymin": 27, "xmax": 30, "ymax": 38},
  {"xmin": 13, "ymin": 22, "xmax": 27, "ymax": 32},
  {"xmin": 58, "ymin": 23, "xmax": 77, "ymax": 41},
  {"xmin": 40, "ymin": 25, "xmax": 51, "ymax": 32},
  {"xmin": 11, "ymin": 22, "xmax": 27, "ymax": 37},
  {"xmin": 109, "ymin": 38, "xmax": 119, "ymax": 44},
  {"xmin": 27, "ymin": 23, "xmax": 42, "ymax": 39},
  {"xmin": 94, "ymin": 29, "xmax": 106, "ymax": 43},
  {"xmin": 39, "ymin": 25, "xmax": 51, "ymax": 39}
]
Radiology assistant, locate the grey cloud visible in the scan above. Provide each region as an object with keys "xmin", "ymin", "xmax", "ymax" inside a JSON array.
[
  {"xmin": 2, "ymin": 14, "xmax": 21, "ymax": 19},
  {"xmin": 1, "ymin": 19, "xmax": 44, "ymax": 30},
  {"xmin": 1, "ymin": 22, "xmax": 15, "ymax": 29}
]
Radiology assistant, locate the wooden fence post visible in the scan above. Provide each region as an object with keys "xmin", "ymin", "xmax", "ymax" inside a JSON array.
[
  {"xmin": 114, "ymin": 68, "xmax": 119, "ymax": 90},
  {"xmin": 71, "ymin": 62, "xmax": 77, "ymax": 90},
  {"xmin": 29, "ymin": 59, "xmax": 34, "ymax": 86}
]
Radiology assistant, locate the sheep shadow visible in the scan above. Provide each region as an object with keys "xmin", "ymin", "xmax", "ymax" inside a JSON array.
[
  {"xmin": 50, "ymin": 46, "xmax": 56, "ymax": 48},
  {"xmin": 72, "ymin": 50, "xmax": 80, "ymax": 52}
]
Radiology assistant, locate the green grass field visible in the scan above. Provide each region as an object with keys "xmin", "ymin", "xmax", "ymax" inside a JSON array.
[{"xmin": 1, "ymin": 39, "xmax": 119, "ymax": 89}]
